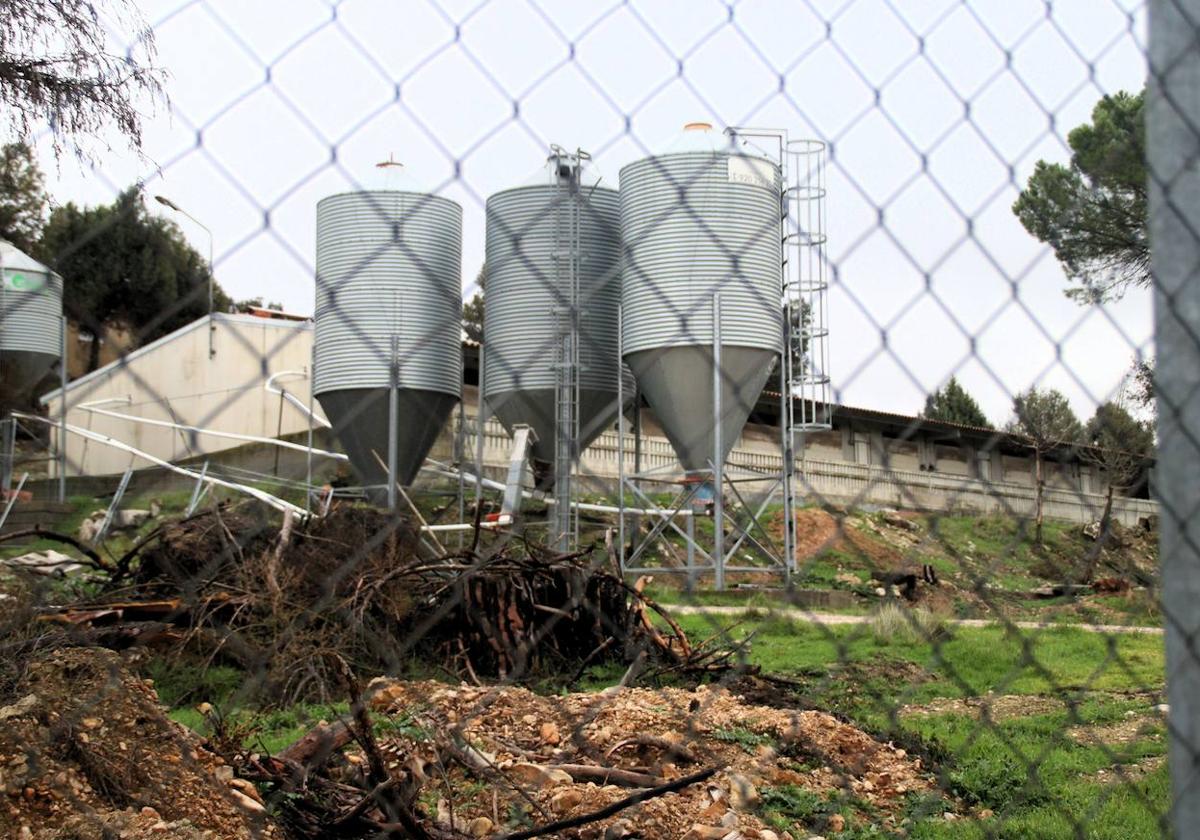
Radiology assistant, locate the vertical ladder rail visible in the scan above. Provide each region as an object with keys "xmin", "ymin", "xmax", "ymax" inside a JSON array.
[{"xmin": 551, "ymin": 145, "xmax": 583, "ymax": 551}]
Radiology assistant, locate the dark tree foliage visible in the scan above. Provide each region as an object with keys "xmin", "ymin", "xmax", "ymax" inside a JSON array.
[
  {"xmin": 462, "ymin": 263, "xmax": 485, "ymax": 343},
  {"xmin": 0, "ymin": 142, "xmax": 48, "ymax": 251},
  {"xmin": 922, "ymin": 376, "xmax": 991, "ymax": 428},
  {"xmin": 1085, "ymin": 401, "xmax": 1154, "ymax": 460},
  {"xmin": 235, "ymin": 296, "xmax": 285, "ymax": 312},
  {"xmin": 1013, "ymin": 90, "xmax": 1147, "ymax": 304},
  {"xmin": 1131, "ymin": 357, "xmax": 1155, "ymax": 411},
  {"xmin": 1009, "ymin": 387, "xmax": 1084, "ymax": 449},
  {"xmin": 0, "ymin": 0, "xmax": 165, "ymax": 158},
  {"xmin": 36, "ymin": 188, "xmax": 231, "ymax": 371}
]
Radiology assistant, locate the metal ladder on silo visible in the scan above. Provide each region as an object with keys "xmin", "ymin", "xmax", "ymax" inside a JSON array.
[
  {"xmin": 783, "ymin": 139, "xmax": 832, "ymax": 589},
  {"xmin": 784, "ymin": 139, "xmax": 831, "ymax": 435},
  {"xmin": 551, "ymin": 146, "xmax": 583, "ymax": 551}
]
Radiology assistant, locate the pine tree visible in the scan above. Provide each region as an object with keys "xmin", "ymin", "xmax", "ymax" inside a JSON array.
[
  {"xmin": 1081, "ymin": 401, "xmax": 1154, "ymax": 569},
  {"xmin": 922, "ymin": 377, "xmax": 991, "ymax": 428},
  {"xmin": 462, "ymin": 263, "xmax": 485, "ymax": 342}
]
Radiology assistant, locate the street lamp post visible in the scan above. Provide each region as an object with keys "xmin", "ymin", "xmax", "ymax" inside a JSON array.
[{"xmin": 155, "ymin": 195, "xmax": 216, "ymax": 359}]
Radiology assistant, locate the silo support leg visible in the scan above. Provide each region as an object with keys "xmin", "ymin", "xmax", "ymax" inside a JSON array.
[{"xmin": 501, "ymin": 424, "xmax": 536, "ymax": 523}]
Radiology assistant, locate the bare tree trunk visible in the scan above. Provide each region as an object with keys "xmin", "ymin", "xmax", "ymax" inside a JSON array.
[
  {"xmin": 1100, "ymin": 483, "xmax": 1114, "ymax": 540},
  {"xmin": 1085, "ymin": 484, "xmax": 1115, "ymax": 584},
  {"xmin": 1035, "ymin": 450, "xmax": 1044, "ymax": 546},
  {"xmin": 87, "ymin": 330, "xmax": 100, "ymax": 374}
]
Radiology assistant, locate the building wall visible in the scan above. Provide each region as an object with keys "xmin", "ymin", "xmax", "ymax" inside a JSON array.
[
  {"xmin": 47, "ymin": 315, "xmax": 317, "ymax": 478},
  {"xmin": 420, "ymin": 408, "xmax": 1155, "ymax": 527}
]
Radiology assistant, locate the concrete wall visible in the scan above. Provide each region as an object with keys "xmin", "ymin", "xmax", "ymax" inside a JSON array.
[
  {"xmin": 39, "ymin": 315, "xmax": 1157, "ymax": 526},
  {"xmin": 442, "ymin": 410, "xmax": 1156, "ymax": 527}
]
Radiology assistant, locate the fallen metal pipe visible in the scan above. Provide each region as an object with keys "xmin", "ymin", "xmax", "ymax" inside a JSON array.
[
  {"xmin": 265, "ymin": 370, "xmax": 332, "ymax": 429},
  {"xmin": 14, "ymin": 412, "xmax": 307, "ymax": 517},
  {"xmin": 77, "ymin": 402, "xmax": 348, "ymax": 462}
]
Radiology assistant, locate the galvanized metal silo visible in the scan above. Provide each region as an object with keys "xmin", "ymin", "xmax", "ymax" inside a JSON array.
[
  {"xmin": 620, "ymin": 123, "xmax": 783, "ymax": 472},
  {"xmin": 0, "ymin": 240, "xmax": 63, "ymax": 405},
  {"xmin": 483, "ymin": 149, "xmax": 630, "ymax": 486},
  {"xmin": 314, "ymin": 187, "xmax": 463, "ymax": 491}
]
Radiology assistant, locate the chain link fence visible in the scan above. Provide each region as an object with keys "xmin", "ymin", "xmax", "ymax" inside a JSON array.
[{"xmin": 0, "ymin": 0, "xmax": 1188, "ymax": 838}]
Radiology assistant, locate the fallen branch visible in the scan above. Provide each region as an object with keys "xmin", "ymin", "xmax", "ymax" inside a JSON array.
[
  {"xmin": 330, "ymin": 654, "xmax": 431, "ymax": 840},
  {"xmin": 275, "ymin": 720, "xmax": 355, "ymax": 769},
  {"xmin": 621, "ymin": 577, "xmax": 693, "ymax": 658},
  {"xmin": 497, "ymin": 764, "xmax": 723, "ymax": 840},
  {"xmin": 550, "ymin": 763, "xmax": 670, "ymax": 788},
  {"xmin": 569, "ymin": 636, "xmax": 616, "ymax": 686},
  {"xmin": 0, "ymin": 527, "xmax": 111, "ymax": 571},
  {"xmin": 327, "ymin": 777, "xmax": 398, "ymax": 831},
  {"xmin": 604, "ymin": 734, "xmax": 700, "ymax": 765}
]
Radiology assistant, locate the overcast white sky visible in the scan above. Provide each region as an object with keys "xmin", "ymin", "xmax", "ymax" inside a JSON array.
[{"xmin": 32, "ymin": 0, "xmax": 1151, "ymax": 426}]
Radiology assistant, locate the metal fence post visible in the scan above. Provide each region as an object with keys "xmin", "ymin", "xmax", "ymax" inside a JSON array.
[
  {"xmin": 59, "ymin": 314, "xmax": 67, "ymax": 502},
  {"xmin": 1, "ymin": 417, "xmax": 14, "ymax": 493},
  {"xmin": 387, "ymin": 334, "xmax": 399, "ymax": 512},
  {"xmin": 712, "ymin": 291, "xmax": 724, "ymax": 592},
  {"xmin": 1150, "ymin": 0, "xmax": 1200, "ymax": 831}
]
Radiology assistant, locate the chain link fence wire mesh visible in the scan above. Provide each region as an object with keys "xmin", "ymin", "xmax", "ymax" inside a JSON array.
[{"xmin": 0, "ymin": 0, "xmax": 1188, "ymax": 837}]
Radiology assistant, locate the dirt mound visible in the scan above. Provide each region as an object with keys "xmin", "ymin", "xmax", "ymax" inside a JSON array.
[
  {"xmin": 0, "ymin": 647, "xmax": 275, "ymax": 839},
  {"xmin": 363, "ymin": 679, "xmax": 936, "ymax": 838},
  {"xmin": 791, "ymin": 509, "xmax": 840, "ymax": 562},
  {"xmin": 780, "ymin": 508, "xmax": 908, "ymax": 572}
]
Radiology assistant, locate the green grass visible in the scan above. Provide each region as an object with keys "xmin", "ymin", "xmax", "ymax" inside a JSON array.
[
  {"xmin": 0, "ymin": 493, "xmax": 95, "ymax": 560},
  {"xmin": 146, "ymin": 659, "xmax": 246, "ymax": 708},
  {"xmin": 664, "ymin": 608, "xmax": 1169, "ymax": 838},
  {"xmin": 905, "ymin": 729, "xmax": 1167, "ymax": 840},
  {"xmin": 170, "ymin": 701, "xmax": 352, "ymax": 754},
  {"xmin": 902, "ymin": 702, "xmax": 1164, "ymax": 809},
  {"xmin": 927, "ymin": 514, "xmax": 1078, "ymax": 591},
  {"xmin": 672, "ymin": 611, "xmax": 1162, "ymax": 699},
  {"xmin": 711, "ymin": 725, "xmax": 773, "ymax": 752}
]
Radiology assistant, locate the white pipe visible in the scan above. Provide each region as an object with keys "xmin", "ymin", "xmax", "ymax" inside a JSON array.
[
  {"xmin": 14, "ymin": 412, "xmax": 307, "ymax": 517},
  {"xmin": 550, "ymin": 498, "xmax": 697, "ymax": 517},
  {"xmin": 422, "ymin": 518, "xmax": 510, "ymax": 533},
  {"xmin": 79, "ymin": 396, "xmax": 134, "ymax": 409},
  {"xmin": 77, "ymin": 404, "xmax": 348, "ymax": 462},
  {"xmin": 421, "ymin": 462, "xmax": 696, "ymax": 517},
  {"xmin": 266, "ymin": 370, "xmax": 332, "ymax": 429}
]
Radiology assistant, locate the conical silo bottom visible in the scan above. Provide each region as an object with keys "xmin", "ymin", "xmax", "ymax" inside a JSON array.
[
  {"xmin": 487, "ymin": 387, "xmax": 624, "ymax": 488},
  {"xmin": 625, "ymin": 346, "xmax": 775, "ymax": 473},
  {"xmin": 317, "ymin": 388, "xmax": 458, "ymax": 492},
  {"xmin": 0, "ymin": 350, "xmax": 58, "ymax": 410}
]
